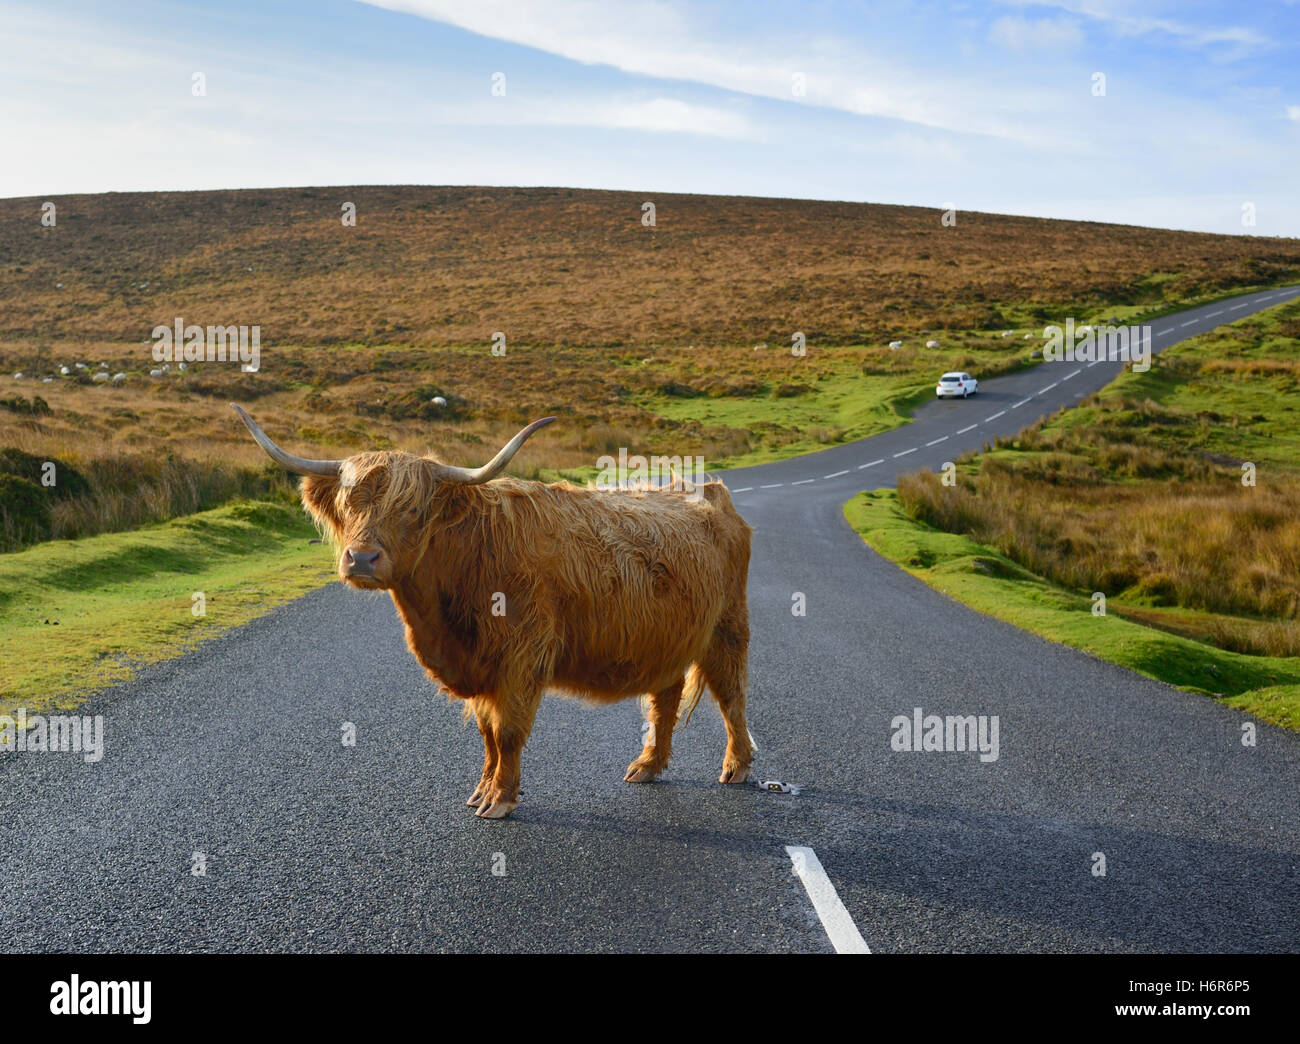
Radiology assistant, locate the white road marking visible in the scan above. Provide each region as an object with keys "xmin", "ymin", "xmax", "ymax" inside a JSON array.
[
  {"xmin": 984, "ymin": 410, "xmax": 1006, "ymax": 421},
  {"xmin": 859, "ymin": 459, "xmax": 884, "ymax": 469},
  {"xmin": 1012, "ymin": 398, "xmax": 1031, "ymax": 408},
  {"xmin": 823, "ymin": 469, "xmax": 849, "ymax": 479},
  {"xmin": 1207, "ymin": 310, "xmax": 1224, "ymax": 318},
  {"xmin": 731, "ymin": 487, "xmax": 752, "ymax": 493},
  {"xmin": 1089, "ymin": 359, "xmax": 1102, "ymax": 366},
  {"xmin": 785, "ymin": 846, "xmax": 870, "ymax": 954},
  {"xmin": 1063, "ymin": 369, "xmax": 1081, "ymax": 380},
  {"xmin": 792, "ymin": 478, "xmax": 815, "ymax": 485},
  {"xmin": 1157, "ymin": 328, "xmax": 1173, "ymax": 335},
  {"xmin": 956, "ymin": 424, "xmax": 977, "ymax": 434},
  {"xmin": 893, "ymin": 447, "xmax": 917, "ymax": 458},
  {"xmin": 1230, "ymin": 303, "xmax": 1248, "ymax": 310},
  {"xmin": 760, "ymin": 483, "xmax": 783, "ymax": 489},
  {"xmin": 925, "ymin": 436, "xmax": 948, "ymax": 446},
  {"xmin": 1037, "ymin": 382, "xmax": 1058, "ymax": 393},
  {"xmin": 1181, "ymin": 320, "xmax": 1197, "ymax": 327}
]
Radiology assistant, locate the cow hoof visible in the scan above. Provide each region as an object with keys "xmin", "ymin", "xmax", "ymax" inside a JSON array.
[
  {"xmin": 624, "ymin": 759, "xmax": 662, "ymax": 783},
  {"xmin": 467, "ymin": 786, "xmax": 486, "ymax": 807},
  {"xmin": 719, "ymin": 763, "xmax": 751, "ymax": 784},
  {"xmin": 475, "ymin": 800, "xmax": 517, "ymax": 819}
]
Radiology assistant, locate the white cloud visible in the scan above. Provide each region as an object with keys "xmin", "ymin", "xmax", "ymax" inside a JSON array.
[
  {"xmin": 1287, "ymin": 105, "xmax": 1300, "ymax": 121},
  {"xmin": 1003, "ymin": 0, "xmax": 1268, "ymax": 52},
  {"xmin": 989, "ymin": 15, "xmax": 1084, "ymax": 51}
]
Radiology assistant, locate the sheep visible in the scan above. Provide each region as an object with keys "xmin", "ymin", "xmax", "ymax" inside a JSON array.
[
  {"xmin": 92, "ymin": 372, "xmax": 109, "ymax": 382},
  {"xmin": 112, "ymin": 373, "xmax": 126, "ymax": 382},
  {"xmin": 59, "ymin": 365, "xmax": 70, "ymax": 375},
  {"xmin": 150, "ymin": 368, "xmax": 164, "ymax": 377},
  {"xmin": 12, "ymin": 372, "xmax": 23, "ymax": 380},
  {"xmin": 925, "ymin": 339, "xmax": 940, "ymax": 348},
  {"xmin": 42, "ymin": 377, "xmax": 53, "ymax": 383},
  {"xmin": 177, "ymin": 362, "xmax": 188, "ymax": 372},
  {"xmin": 888, "ymin": 340, "xmax": 903, "ymax": 349},
  {"xmin": 75, "ymin": 363, "xmax": 87, "ymax": 370},
  {"xmin": 1001, "ymin": 330, "xmax": 1013, "ymax": 338},
  {"xmin": 99, "ymin": 362, "xmax": 108, "ymax": 369},
  {"xmin": 240, "ymin": 363, "xmax": 258, "ymax": 373},
  {"xmin": 431, "ymin": 395, "xmax": 447, "ymax": 407},
  {"xmin": 1023, "ymin": 333, "xmax": 1033, "ymax": 339}
]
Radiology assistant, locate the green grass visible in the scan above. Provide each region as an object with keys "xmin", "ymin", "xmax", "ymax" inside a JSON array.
[
  {"xmin": 845, "ymin": 489, "xmax": 1300, "ymax": 730},
  {"xmin": 0, "ymin": 498, "xmax": 335, "ymax": 717}
]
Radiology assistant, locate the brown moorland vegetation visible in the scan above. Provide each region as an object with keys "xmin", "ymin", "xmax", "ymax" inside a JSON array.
[{"xmin": 2, "ymin": 185, "xmax": 1299, "ymax": 549}]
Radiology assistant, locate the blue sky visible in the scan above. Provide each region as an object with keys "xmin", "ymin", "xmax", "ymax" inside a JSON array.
[{"xmin": 3, "ymin": 0, "xmax": 1298, "ymax": 234}]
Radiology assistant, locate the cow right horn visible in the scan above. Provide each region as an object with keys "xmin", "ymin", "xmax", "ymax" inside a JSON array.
[
  {"xmin": 435, "ymin": 416, "xmax": 557, "ymax": 484},
  {"xmin": 231, "ymin": 403, "xmax": 342, "ymax": 477}
]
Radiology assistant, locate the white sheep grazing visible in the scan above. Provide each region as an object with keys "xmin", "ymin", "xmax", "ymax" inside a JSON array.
[
  {"xmin": 431, "ymin": 395, "xmax": 447, "ymax": 407},
  {"xmin": 60, "ymin": 365, "xmax": 70, "ymax": 375},
  {"xmin": 925, "ymin": 339, "xmax": 940, "ymax": 348},
  {"xmin": 1023, "ymin": 333, "xmax": 1033, "ymax": 339},
  {"xmin": 177, "ymin": 362, "xmax": 188, "ymax": 372},
  {"xmin": 150, "ymin": 368, "xmax": 164, "ymax": 377},
  {"xmin": 75, "ymin": 363, "xmax": 87, "ymax": 370},
  {"xmin": 1001, "ymin": 330, "xmax": 1013, "ymax": 338},
  {"xmin": 92, "ymin": 372, "xmax": 108, "ymax": 382},
  {"xmin": 99, "ymin": 362, "xmax": 108, "ymax": 369},
  {"xmin": 12, "ymin": 372, "xmax": 23, "ymax": 380},
  {"xmin": 888, "ymin": 340, "xmax": 903, "ymax": 349},
  {"xmin": 42, "ymin": 377, "xmax": 53, "ymax": 383},
  {"xmin": 112, "ymin": 373, "xmax": 126, "ymax": 382}
]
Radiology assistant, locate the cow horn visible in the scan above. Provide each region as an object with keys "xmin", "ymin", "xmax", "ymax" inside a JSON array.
[
  {"xmin": 230, "ymin": 403, "xmax": 342, "ymax": 477},
  {"xmin": 435, "ymin": 416, "xmax": 557, "ymax": 484}
]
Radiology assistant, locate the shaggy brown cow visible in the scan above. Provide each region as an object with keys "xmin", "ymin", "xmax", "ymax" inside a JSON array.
[{"xmin": 232, "ymin": 404, "xmax": 754, "ymax": 819}]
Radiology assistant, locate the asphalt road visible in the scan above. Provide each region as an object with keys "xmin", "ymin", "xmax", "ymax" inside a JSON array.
[{"xmin": 4, "ymin": 286, "xmax": 1300, "ymax": 953}]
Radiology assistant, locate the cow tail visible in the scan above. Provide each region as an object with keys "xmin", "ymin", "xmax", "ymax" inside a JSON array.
[{"xmin": 675, "ymin": 663, "xmax": 708, "ymax": 731}]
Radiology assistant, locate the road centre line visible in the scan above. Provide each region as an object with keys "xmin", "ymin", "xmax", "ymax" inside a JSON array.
[
  {"xmin": 1206, "ymin": 310, "xmax": 1224, "ymax": 317},
  {"xmin": 760, "ymin": 483, "xmax": 783, "ymax": 489},
  {"xmin": 1230, "ymin": 303, "xmax": 1249, "ymax": 310},
  {"xmin": 731, "ymin": 487, "xmax": 752, "ymax": 493},
  {"xmin": 1012, "ymin": 398, "xmax": 1031, "ymax": 408},
  {"xmin": 956, "ymin": 424, "xmax": 977, "ymax": 434},
  {"xmin": 785, "ymin": 846, "xmax": 870, "ymax": 954},
  {"xmin": 1064, "ymin": 369, "xmax": 1081, "ymax": 379},
  {"xmin": 1181, "ymin": 320, "xmax": 1197, "ymax": 327},
  {"xmin": 1037, "ymin": 382, "xmax": 1058, "ymax": 394},
  {"xmin": 984, "ymin": 410, "xmax": 1006, "ymax": 421},
  {"xmin": 893, "ymin": 447, "xmax": 917, "ymax": 458},
  {"xmin": 859, "ymin": 459, "xmax": 884, "ymax": 469},
  {"xmin": 1157, "ymin": 327, "xmax": 1173, "ymax": 335},
  {"xmin": 925, "ymin": 436, "xmax": 948, "ymax": 446},
  {"xmin": 792, "ymin": 478, "xmax": 815, "ymax": 485},
  {"xmin": 823, "ymin": 469, "xmax": 849, "ymax": 479}
]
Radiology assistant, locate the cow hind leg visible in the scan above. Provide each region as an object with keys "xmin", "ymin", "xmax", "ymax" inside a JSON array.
[
  {"xmin": 702, "ymin": 632, "xmax": 754, "ymax": 784},
  {"xmin": 624, "ymin": 679, "xmax": 684, "ymax": 783},
  {"xmin": 467, "ymin": 697, "xmax": 499, "ymax": 807}
]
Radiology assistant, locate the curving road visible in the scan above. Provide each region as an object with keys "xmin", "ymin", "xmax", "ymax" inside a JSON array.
[{"xmin": 3, "ymin": 286, "xmax": 1300, "ymax": 953}]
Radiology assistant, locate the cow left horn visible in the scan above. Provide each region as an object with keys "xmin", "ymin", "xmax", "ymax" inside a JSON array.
[
  {"xmin": 231, "ymin": 403, "xmax": 342, "ymax": 477},
  {"xmin": 435, "ymin": 417, "xmax": 557, "ymax": 484}
]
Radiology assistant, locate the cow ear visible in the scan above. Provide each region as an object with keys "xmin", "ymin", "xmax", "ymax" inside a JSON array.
[{"xmin": 301, "ymin": 473, "xmax": 344, "ymax": 534}]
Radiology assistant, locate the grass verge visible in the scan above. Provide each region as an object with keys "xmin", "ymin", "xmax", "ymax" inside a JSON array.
[
  {"xmin": 0, "ymin": 498, "xmax": 335, "ymax": 717},
  {"xmin": 844, "ymin": 489, "xmax": 1300, "ymax": 731}
]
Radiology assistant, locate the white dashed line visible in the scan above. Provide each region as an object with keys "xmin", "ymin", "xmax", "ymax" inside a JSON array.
[
  {"xmin": 1037, "ymin": 382, "xmax": 1058, "ymax": 394},
  {"xmin": 984, "ymin": 410, "xmax": 1006, "ymax": 421},
  {"xmin": 1206, "ymin": 310, "xmax": 1224, "ymax": 318},
  {"xmin": 1230, "ymin": 303, "xmax": 1249, "ymax": 310},
  {"xmin": 1157, "ymin": 328, "xmax": 1173, "ymax": 335},
  {"xmin": 792, "ymin": 478, "xmax": 815, "ymax": 486},
  {"xmin": 925, "ymin": 436, "xmax": 948, "ymax": 446},
  {"xmin": 1012, "ymin": 398, "xmax": 1031, "ymax": 408},
  {"xmin": 858, "ymin": 459, "xmax": 884, "ymax": 469},
  {"xmin": 731, "ymin": 487, "xmax": 752, "ymax": 493},
  {"xmin": 893, "ymin": 447, "xmax": 917, "ymax": 458},
  {"xmin": 760, "ymin": 483, "xmax": 783, "ymax": 489},
  {"xmin": 823, "ymin": 469, "xmax": 849, "ymax": 479},
  {"xmin": 1181, "ymin": 320, "xmax": 1197, "ymax": 327},
  {"xmin": 956, "ymin": 424, "xmax": 977, "ymax": 434},
  {"xmin": 1089, "ymin": 359, "xmax": 1102, "ymax": 366},
  {"xmin": 1063, "ymin": 369, "xmax": 1081, "ymax": 380},
  {"xmin": 786, "ymin": 846, "xmax": 870, "ymax": 954}
]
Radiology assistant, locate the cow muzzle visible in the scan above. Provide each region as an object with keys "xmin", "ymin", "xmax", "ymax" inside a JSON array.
[{"xmin": 342, "ymin": 547, "xmax": 384, "ymax": 584}]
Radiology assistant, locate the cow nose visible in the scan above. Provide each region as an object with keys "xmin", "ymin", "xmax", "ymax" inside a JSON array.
[{"xmin": 345, "ymin": 549, "xmax": 381, "ymax": 575}]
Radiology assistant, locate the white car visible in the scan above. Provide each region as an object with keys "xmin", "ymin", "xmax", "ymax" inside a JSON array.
[{"xmin": 936, "ymin": 371, "xmax": 978, "ymax": 398}]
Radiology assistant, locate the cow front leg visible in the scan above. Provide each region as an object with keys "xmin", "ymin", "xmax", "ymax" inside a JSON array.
[
  {"xmin": 476, "ymin": 688, "xmax": 542, "ymax": 820},
  {"xmin": 467, "ymin": 697, "xmax": 499, "ymax": 808},
  {"xmin": 625, "ymin": 679, "xmax": 684, "ymax": 783}
]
